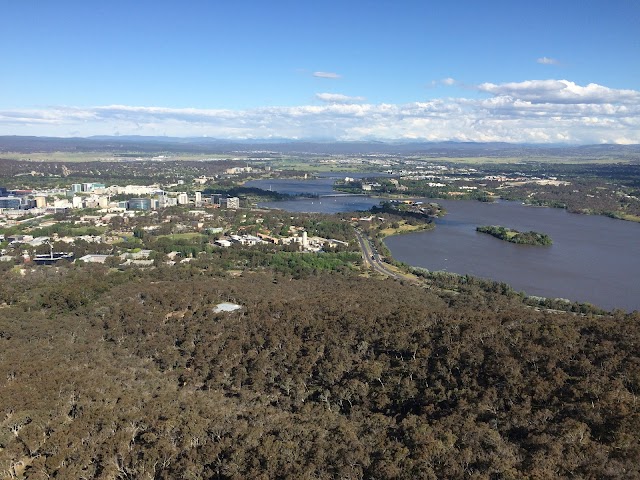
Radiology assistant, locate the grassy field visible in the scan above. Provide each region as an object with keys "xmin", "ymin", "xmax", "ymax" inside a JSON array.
[
  {"xmin": 613, "ymin": 213, "xmax": 640, "ymax": 223},
  {"xmin": 156, "ymin": 233, "xmax": 208, "ymax": 241},
  {"xmin": 378, "ymin": 221, "xmax": 433, "ymax": 237}
]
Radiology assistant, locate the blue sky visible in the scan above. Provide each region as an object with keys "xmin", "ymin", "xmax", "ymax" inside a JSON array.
[{"xmin": 1, "ymin": 0, "xmax": 638, "ymax": 143}]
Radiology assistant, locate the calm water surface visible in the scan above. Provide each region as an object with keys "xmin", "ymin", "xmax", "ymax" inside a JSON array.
[
  {"xmin": 246, "ymin": 175, "xmax": 383, "ymax": 213},
  {"xmin": 385, "ymin": 199, "xmax": 640, "ymax": 312},
  {"xmin": 246, "ymin": 178, "xmax": 640, "ymax": 311}
]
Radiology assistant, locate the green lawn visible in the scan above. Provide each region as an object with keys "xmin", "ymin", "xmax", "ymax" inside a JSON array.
[{"xmin": 156, "ymin": 233, "xmax": 208, "ymax": 241}]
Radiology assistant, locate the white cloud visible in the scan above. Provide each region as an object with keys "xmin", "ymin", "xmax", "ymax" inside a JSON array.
[
  {"xmin": 426, "ymin": 78, "xmax": 457, "ymax": 88},
  {"xmin": 1, "ymin": 79, "xmax": 638, "ymax": 144},
  {"xmin": 315, "ymin": 92, "xmax": 366, "ymax": 104},
  {"xmin": 313, "ymin": 71, "xmax": 341, "ymax": 79},
  {"xmin": 476, "ymin": 79, "xmax": 640, "ymax": 105},
  {"xmin": 537, "ymin": 57, "xmax": 560, "ymax": 65}
]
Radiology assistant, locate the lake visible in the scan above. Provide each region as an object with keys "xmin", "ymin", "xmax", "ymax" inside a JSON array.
[
  {"xmin": 248, "ymin": 177, "xmax": 640, "ymax": 311},
  {"xmin": 246, "ymin": 174, "xmax": 384, "ymax": 213},
  {"xmin": 385, "ymin": 199, "xmax": 640, "ymax": 312}
]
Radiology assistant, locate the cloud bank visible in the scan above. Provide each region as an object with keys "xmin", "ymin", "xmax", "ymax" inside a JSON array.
[
  {"xmin": 1, "ymin": 79, "xmax": 638, "ymax": 144},
  {"xmin": 315, "ymin": 92, "xmax": 367, "ymax": 104}
]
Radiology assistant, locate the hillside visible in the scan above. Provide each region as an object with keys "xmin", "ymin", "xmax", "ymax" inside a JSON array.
[{"xmin": 1, "ymin": 266, "xmax": 638, "ymax": 479}]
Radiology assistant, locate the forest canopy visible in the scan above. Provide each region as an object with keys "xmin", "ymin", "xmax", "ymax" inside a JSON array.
[{"xmin": 0, "ymin": 265, "xmax": 638, "ymax": 479}]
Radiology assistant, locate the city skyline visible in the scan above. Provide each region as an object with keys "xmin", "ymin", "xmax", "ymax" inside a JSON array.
[{"xmin": 1, "ymin": 0, "xmax": 638, "ymax": 143}]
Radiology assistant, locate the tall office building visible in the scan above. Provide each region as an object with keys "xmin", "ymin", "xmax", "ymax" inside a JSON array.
[{"xmin": 128, "ymin": 198, "xmax": 152, "ymax": 210}]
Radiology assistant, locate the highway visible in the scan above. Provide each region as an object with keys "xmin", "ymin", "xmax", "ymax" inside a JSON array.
[{"xmin": 353, "ymin": 228, "xmax": 408, "ymax": 280}]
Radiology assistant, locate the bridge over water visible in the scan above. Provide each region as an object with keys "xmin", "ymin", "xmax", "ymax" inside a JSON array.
[{"xmin": 319, "ymin": 193, "xmax": 367, "ymax": 198}]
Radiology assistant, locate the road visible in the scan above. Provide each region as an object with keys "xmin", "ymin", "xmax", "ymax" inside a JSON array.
[{"xmin": 353, "ymin": 228, "xmax": 409, "ymax": 280}]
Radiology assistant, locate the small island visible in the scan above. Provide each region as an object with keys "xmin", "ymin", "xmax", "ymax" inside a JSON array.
[{"xmin": 476, "ymin": 225, "xmax": 552, "ymax": 246}]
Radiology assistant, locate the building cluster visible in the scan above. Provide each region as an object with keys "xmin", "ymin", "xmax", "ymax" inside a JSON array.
[
  {"xmin": 212, "ymin": 227, "xmax": 347, "ymax": 253},
  {"xmin": 0, "ymin": 181, "xmax": 241, "ymax": 222}
]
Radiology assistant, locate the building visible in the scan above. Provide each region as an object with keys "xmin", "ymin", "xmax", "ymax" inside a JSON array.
[
  {"xmin": 78, "ymin": 254, "xmax": 111, "ymax": 263},
  {"xmin": 210, "ymin": 193, "xmax": 223, "ymax": 206},
  {"xmin": 0, "ymin": 197, "xmax": 23, "ymax": 209},
  {"xmin": 72, "ymin": 196, "xmax": 84, "ymax": 209},
  {"xmin": 128, "ymin": 198, "xmax": 152, "ymax": 211},
  {"xmin": 177, "ymin": 192, "xmax": 189, "ymax": 205},
  {"xmin": 195, "ymin": 191, "xmax": 202, "ymax": 205},
  {"xmin": 33, "ymin": 252, "xmax": 74, "ymax": 265},
  {"xmin": 71, "ymin": 184, "xmax": 82, "ymax": 193},
  {"xmin": 223, "ymin": 197, "xmax": 240, "ymax": 209},
  {"xmin": 34, "ymin": 196, "xmax": 47, "ymax": 208}
]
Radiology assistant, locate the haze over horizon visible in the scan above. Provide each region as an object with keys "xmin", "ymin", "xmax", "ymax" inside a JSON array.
[{"xmin": 1, "ymin": 1, "xmax": 638, "ymax": 144}]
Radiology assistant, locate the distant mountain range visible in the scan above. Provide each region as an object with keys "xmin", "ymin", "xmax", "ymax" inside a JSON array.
[{"xmin": 0, "ymin": 135, "xmax": 638, "ymax": 159}]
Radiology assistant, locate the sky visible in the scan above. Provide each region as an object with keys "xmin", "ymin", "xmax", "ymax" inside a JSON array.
[{"xmin": 1, "ymin": 0, "xmax": 639, "ymax": 144}]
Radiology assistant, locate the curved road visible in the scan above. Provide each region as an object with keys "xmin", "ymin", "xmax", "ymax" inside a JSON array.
[{"xmin": 353, "ymin": 228, "xmax": 409, "ymax": 280}]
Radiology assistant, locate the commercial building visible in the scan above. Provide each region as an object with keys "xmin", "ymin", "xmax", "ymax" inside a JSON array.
[
  {"xmin": 210, "ymin": 193, "xmax": 223, "ymax": 205},
  {"xmin": 0, "ymin": 197, "xmax": 22, "ymax": 209},
  {"xmin": 72, "ymin": 196, "xmax": 84, "ymax": 209},
  {"xmin": 33, "ymin": 252, "xmax": 74, "ymax": 265},
  {"xmin": 223, "ymin": 197, "xmax": 240, "ymax": 209},
  {"xmin": 128, "ymin": 198, "xmax": 152, "ymax": 211},
  {"xmin": 78, "ymin": 254, "xmax": 111, "ymax": 264}
]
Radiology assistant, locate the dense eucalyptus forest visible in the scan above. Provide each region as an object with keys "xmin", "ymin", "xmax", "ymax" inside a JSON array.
[{"xmin": 0, "ymin": 263, "xmax": 638, "ymax": 479}]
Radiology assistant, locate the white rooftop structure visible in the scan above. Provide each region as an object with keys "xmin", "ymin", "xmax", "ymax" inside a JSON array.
[
  {"xmin": 213, "ymin": 302, "xmax": 242, "ymax": 313},
  {"xmin": 78, "ymin": 254, "xmax": 110, "ymax": 263}
]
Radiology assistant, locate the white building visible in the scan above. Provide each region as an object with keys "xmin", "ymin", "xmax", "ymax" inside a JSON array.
[
  {"xmin": 78, "ymin": 254, "xmax": 110, "ymax": 263},
  {"xmin": 224, "ymin": 197, "xmax": 240, "ymax": 209}
]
